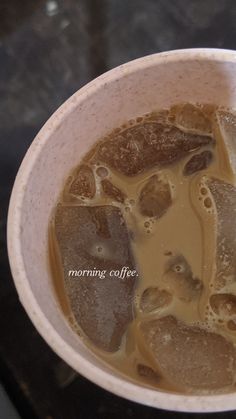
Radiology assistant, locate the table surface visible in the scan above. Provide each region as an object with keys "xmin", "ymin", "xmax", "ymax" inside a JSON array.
[{"xmin": 1, "ymin": 1, "xmax": 236, "ymax": 418}]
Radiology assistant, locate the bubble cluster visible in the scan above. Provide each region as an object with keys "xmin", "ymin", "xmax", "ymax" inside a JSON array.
[{"xmin": 198, "ymin": 181, "xmax": 215, "ymax": 214}]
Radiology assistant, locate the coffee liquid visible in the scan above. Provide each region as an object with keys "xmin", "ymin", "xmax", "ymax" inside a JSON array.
[{"xmin": 49, "ymin": 104, "xmax": 236, "ymax": 394}]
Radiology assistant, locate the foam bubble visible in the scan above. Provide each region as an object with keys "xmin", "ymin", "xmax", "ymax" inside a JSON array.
[
  {"xmin": 200, "ymin": 187, "xmax": 208, "ymax": 195},
  {"xmin": 228, "ymin": 320, "xmax": 236, "ymax": 331},
  {"xmin": 204, "ymin": 197, "xmax": 212, "ymax": 208},
  {"xmin": 96, "ymin": 166, "xmax": 109, "ymax": 178},
  {"xmin": 130, "ymin": 119, "xmax": 136, "ymax": 125}
]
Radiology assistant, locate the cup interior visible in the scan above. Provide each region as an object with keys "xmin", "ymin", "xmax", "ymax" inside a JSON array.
[{"xmin": 7, "ymin": 49, "xmax": 236, "ymax": 412}]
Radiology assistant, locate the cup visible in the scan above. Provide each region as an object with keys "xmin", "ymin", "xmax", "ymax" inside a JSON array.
[{"xmin": 7, "ymin": 48, "xmax": 236, "ymax": 412}]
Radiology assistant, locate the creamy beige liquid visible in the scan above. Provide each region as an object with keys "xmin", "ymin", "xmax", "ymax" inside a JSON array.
[{"xmin": 49, "ymin": 104, "xmax": 236, "ymax": 394}]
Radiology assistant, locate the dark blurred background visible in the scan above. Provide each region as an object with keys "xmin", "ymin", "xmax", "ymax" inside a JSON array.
[{"xmin": 1, "ymin": 1, "xmax": 236, "ymax": 418}]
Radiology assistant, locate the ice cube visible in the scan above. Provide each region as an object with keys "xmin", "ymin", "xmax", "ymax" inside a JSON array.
[
  {"xmin": 216, "ymin": 110, "xmax": 236, "ymax": 176},
  {"xmin": 162, "ymin": 254, "xmax": 203, "ymax": 302},
  {"xmin": 140, "ymin": 287, "xmax": 172, "ymax": 313},
  {"xmin": 210, "ymin": 293, "xmax": 236, "ymax": 318},
  {"xmin": 169, "ymin": 103, "xmax": 212, "ymax": 135},
  {"xmin": 101, "ymin": 179, "xmax": 126, "ymax": 203},
  {"xmin": 207, "ymin": 178, "xmax": 236, "ymax": 289},
  {"xmin": 69, "ymin": 164, "xmax": 96, "ymax": 198},
  {"xmin": 97, "ymin": 122, "xmax": 213, "ymax": 176},
  {"xmin": 138, "ymin": 174, "xmax": 172, "ymax": 218},
  {"xmin": 183, "ymin": 150, "xmax": 213, "ymax": 176},
  {"xmin": 54, "ymin": 205, "xmax": 137, "ymax": 352},
  {"xmin": 139, "ymin": 315, "xmax": 236, "ymax": 390}
]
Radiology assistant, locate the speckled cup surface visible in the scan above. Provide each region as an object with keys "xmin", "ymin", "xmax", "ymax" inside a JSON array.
[{"xmin": 7, "ymin": 49, "xmax": 236, "ymax": 412}]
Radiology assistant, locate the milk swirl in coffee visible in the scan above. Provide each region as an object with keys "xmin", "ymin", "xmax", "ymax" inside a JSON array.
[{"xmin": 49, "ymin": 103, "xmax": 236, "ymax": 394}]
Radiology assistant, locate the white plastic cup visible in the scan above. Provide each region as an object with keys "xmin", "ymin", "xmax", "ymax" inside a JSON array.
[{"xmin": 7, "ymin": 49, "xmax": 236, "ymax": 412}]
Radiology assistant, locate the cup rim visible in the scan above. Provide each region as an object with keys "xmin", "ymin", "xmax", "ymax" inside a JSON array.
[{"xmin": 7, "ymin": 48, "xmax": 236, "ymax": 412}]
